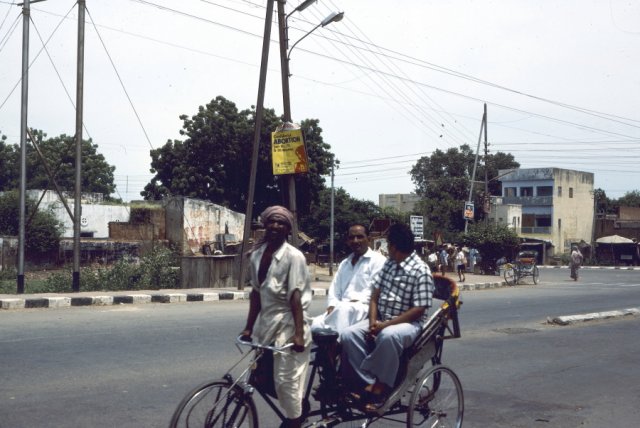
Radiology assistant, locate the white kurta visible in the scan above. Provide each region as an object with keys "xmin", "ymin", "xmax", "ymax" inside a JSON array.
[
  {"xmin": 311, "ymin": 248, "xmax": 386, "ymax": 332},
  {"xmin": 249, "ymin": 241, "xmax": 312, "ymax": 419}
]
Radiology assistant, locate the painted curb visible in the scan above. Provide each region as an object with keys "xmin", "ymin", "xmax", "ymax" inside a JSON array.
[
  {"xmin": 538, "ymin": 265, "xmax": 640, "ymax": 270},
  {"xmin": 548, "ymin": 307, "xmax": 640, "ymax": 325}
]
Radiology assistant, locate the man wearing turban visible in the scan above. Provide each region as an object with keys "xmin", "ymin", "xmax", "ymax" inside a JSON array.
[{"xmin": 241, "ymin": 205, "xmax": 311, "ymax": 428}]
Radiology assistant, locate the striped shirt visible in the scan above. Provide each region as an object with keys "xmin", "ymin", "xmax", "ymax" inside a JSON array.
[{"xmin": 373, "ymin": 251, "xmax": 434, "ymax": 324}]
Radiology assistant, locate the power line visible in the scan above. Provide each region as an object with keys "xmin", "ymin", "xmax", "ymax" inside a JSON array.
[
  {"xmin": 126, "ymin": 0, "xmax": 640, "ymax": 142},
  {"xmin": 86, "ymin": 6, "xmax": 154, "ymax": 150}
]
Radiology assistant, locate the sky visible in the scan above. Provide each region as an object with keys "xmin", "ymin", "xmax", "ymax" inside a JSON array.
[{"xmin": 0, "ymin": 0, "xmax": 639, "ymax": 204}]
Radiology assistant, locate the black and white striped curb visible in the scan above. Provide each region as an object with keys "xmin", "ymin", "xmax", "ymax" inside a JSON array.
[
  {"xmin": 0, "ymin": 288, "xmax": 328, "ymax": 310},
  {"xmin": 548, "ymin": 307, "xmax": 640, "ymax": 325},
  {"xmin": 0, "ymin": 280, "xmax": 510, "ymax": 310},
  {"xmin": 539, "ymin": 265, "xmax": 640, "ymax": 270}
]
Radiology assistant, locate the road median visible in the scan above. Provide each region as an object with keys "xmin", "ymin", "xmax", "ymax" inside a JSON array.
[{"xmin": 548, "ymin": 307, "xmax": 640, "ymax": 325}]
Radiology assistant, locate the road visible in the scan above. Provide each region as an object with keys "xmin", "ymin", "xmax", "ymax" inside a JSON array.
[{"xmin": 1, "ymin": 268, "xmax": 639, "ymax": 427}]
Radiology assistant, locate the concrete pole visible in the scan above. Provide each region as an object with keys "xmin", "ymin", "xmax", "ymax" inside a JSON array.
[
  {"xmin": 465, "ymin": 109, "xmax": 486, "ymax": 233},
  {"xmin": 17, "ymin": 0, "xmax": 30, "ymax": 294},
  {"xmin": 329, "ymin": 161, "xmax": 335, "ymax": 276},
  {"xmin": 276, "ymin": 0, "xmax": 300, "ymax": 247},
  {"xmin": 237, "ymin": 0, "xmax": 275, "ymax": 290},
  {"xmin": 483, "ymin": 103, "xmax": 489, "ymax": 224},
  {"xmin": 73, "ymin": 0, "xmax": 86, "ymax": 292}
]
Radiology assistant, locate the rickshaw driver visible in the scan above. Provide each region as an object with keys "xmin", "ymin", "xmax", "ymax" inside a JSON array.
[
  {"xmin": 339, "ymin": 223, "xmax": 434, "ymax": 410},
  {"xmin": 240, "ymin": 205, "xmax": 312, "ymax": 428}
]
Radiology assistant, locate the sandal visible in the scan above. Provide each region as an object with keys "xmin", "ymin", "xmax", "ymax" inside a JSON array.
[{"xmin": 360, "ymin": 383, "xmax": 390, "ymax": 413}]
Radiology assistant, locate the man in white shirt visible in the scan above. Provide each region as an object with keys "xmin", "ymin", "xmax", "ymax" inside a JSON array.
[{"xmin": 312, "ymin": 224, "xmax": 387, "ymax": 333}]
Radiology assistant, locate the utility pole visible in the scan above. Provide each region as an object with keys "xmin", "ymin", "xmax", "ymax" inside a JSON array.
[
  {"xmin": 17, "ymin": 0, "xmax": 31, "ymax": 294},
  {"xmin": 483, "ymin": 103, "xmax": 489, "ymax": 224},
  {"xmin": 329, "ymin": 160, "xmax": 335, "ymax": 276},
  {"xmin": 465, "ymin": 106, "xmax": 486, "ymax": 233},
  {"xmin": 276, "ymin": 0, "xmax": 300, "ymax": 247},
  {"xmin": 73, "ymin": 0, "xmax": 86, "ymax": 292},
  {"xmin": 237, "ymin": 0, "xmax": 275, "ymax": 290}
]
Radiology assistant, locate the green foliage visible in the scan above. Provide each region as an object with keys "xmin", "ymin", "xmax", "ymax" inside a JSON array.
[
  {"xmin": 0, "ymin": 130, "xmax": 117, "ymax": 199},
  {"xmin": 463, "ymin": 223, "xmax": 520, "ymax": 274},
  {"xmin": 410, "ymin": 144, "xmax": 519, "ymax": 236},
  {"xmin": 41, "ymin": 247, "xmax": 180, "ymax": 293},
  {"xmin": 0, "ymin": 191, "xmax": 63, "ymax": 255},
  {"xmin": 616, "ymin": 190, "xmax": 640, "ymax": 208},
  {"xmin": 142, "ymin": 96, "xmax": 333, "ymax": 219}
]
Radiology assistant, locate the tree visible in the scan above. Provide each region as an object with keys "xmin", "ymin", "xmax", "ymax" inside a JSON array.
[
  {"xmin": 142, "ymin": 96, "xmax": 333, "ymax": 218},
  {"xmin": 0, "ymin": 130, "xmax": 118, "ymax": 199},
  {"xmin": 463, "ymin": 223, "xmax": 520, "ymax": 274},
  {"xmin": 410, "ymin": 144, "xmax": 519, "ymax": 238},
  {"xmin": 0, "ymin": 190, "xmax": 63, "ymax": 256},
  {"xmin": 593, "ymin": 188, "xmax": 614, "ymax": 214},
  {"xmin": 616, "ymin": 190, "xmax": 640, "ymax": 208},
  {"xmin": 299, "ymin": 185, "xmax": 410, "ymax": 256}
]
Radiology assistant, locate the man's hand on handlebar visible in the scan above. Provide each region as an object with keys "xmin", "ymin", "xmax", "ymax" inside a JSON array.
[
  {"xmin": 291, "ymin": 333, "xmax": 305, "ymax": 353},
  {"xmin": 239, "ymin": 330, "xmax": 252, "ymax": 342}
]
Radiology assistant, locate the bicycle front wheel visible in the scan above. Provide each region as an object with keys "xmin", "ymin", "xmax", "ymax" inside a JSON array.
[
  {"xmin": 170, "ymin": 379, "xmax": 257, "ymax": 428},
  {"xmin": 407, "ymin": 365, "xmax": 464, "ymax": 427},
  {"xmin": 503, "ymin": 267, "xmax": 516, "ymax": 286}
]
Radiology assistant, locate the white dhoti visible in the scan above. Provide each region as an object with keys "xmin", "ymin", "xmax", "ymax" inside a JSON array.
[
  {"xmin": 274, "ymin": 345, "xmax": 311, "ymax": 418},
  {"xmin": 311, "ymin": 301, "xmax": 369, "ymax": 333}
]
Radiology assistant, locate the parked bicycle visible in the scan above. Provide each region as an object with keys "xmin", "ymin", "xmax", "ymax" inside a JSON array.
[{"xmin": 170, "ymin": 276, "xmax": 463, "ymax": 427}]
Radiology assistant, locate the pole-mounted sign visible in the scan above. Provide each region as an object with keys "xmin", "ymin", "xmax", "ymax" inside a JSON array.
[
  {"xmin": 463, "ymin": 202, "xmax": 474, "ymax": 220},
  {"xmin": 410, "ymin": 215, "xmax": 424, "ymax": 239},
  {"xmin": 271, "ymin": 122, "xmax": 309, "ymax": 175}
]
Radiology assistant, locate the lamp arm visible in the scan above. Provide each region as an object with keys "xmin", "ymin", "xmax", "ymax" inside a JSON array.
[{"xmin": 287, "ymin": 22, "xmax": 321, "ymax": 61}]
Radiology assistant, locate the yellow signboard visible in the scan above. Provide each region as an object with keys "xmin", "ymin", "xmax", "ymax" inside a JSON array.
[{"xmin": 271, "ymin": 128, "xmax": 309, "ymax": 175}]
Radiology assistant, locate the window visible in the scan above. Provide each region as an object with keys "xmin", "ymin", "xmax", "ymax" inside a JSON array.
[
  {"xmin": 522, "ymin": 214, "xmax": 535, "ymax": 227},
  {"xmin": 536, "ymin": 216, "xmax": 552, "ymax": 227},
  {"xmin": 520, "ymin": 187, "xmax": 534, "ymax": 197},
  {"xmin": 569, "ymin": 187, "xmax": 574, "ymax": 198},
  {"xmin": 558, "ymin": 186, "xmax": 562, "ymax": 197},
  {"xmin": 504, "ymin": 187, "xmax": 516, "ymax": 197},
  {"xmin": 558, "ymin": 219, "xmax": 561, "ymax": 230},
  {"xmin": 537, "ymin": 186, "xmax": 553, "ymax": 196}
]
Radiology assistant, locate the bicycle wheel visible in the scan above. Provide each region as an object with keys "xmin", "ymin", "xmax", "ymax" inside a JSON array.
[
  {"xmin": 532, "ymin": 266, "xmax": 540, "ymax": 284},
  {"xmin": 170, "ymin": 379, "xmax": 257, "ymax": 428},
  {"xmin": 503, "ymin": 267, "xmax": 516, "ymax": 286},
  {"xmin": 407, "ymin": 365, "xmax": 463, "ymax": 428}
]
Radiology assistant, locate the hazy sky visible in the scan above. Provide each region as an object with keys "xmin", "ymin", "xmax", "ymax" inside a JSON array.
[{"xmin": 1, "ymin": 0, "xmax": 638, "ymax": 203}]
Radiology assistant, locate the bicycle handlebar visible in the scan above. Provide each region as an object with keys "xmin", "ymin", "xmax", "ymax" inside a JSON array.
[{"xmin": 235, "ymin": 335, "xmax": 294, "ymax": 354}]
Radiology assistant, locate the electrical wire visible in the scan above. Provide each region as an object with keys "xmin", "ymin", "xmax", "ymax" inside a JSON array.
[
  {"xmin": 86, "ymin": 6, "xmax": 154, "ymax": 151},
  {"xmin": 29, "ymin": 14, "xmax": 93, "ymax": 140},
  {"xmin": 0, "ymin": 3, "xmax": 74, "ymax": 113}
]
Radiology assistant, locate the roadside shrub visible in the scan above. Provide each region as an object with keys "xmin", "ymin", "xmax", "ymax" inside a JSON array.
[
  {"xmin": 136, "ymin": 246, "xmax": 180, "ymax": 289},
  {"xmin": 0, "ymin": 191, "xmax": 63, "ymax": 257},
  {"xmin": 41, "ymin": 247, "xmax": 180, "ymax": 292}
]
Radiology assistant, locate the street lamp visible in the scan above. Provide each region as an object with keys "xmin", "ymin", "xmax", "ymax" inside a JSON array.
[
  {"xmin": 287, "ymin": 11, "xmax": 344, "ymax": 62},
  {"xmin": 276, "ymin": 2, "xmax": 343, "ymax": 246}
]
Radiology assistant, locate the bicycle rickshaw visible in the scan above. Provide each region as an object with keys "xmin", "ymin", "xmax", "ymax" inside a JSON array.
[
  {"xmin": 169, "ymin": 276, "xmax": 463, "ymax": 428},
  {"xmin": 503, "ymin": 250, "xmax": 540, "ymax": 285}
]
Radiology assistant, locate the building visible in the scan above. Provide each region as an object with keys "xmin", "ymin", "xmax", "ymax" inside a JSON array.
[
  {"xmin": 487, "ymin": 197, "xmax": 522, "ymax": 235},
  {"xmin": 379, "ymin": 193, "xmax": 421, "ymax": 214},
  {"xmin": 497, "ymin": 168, "xmax": 594, "ymax": 256},
  {"xmin": 27, "ymin": 190, "xmax": 130, "ymax": 238}
]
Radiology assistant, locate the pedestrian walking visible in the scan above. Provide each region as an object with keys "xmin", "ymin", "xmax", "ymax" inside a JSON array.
[{"xmin": 570, "ymin": 246, "xmax": 583, "ymax": 281}]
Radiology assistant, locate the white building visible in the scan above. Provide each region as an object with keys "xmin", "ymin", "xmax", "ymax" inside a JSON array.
[
  {"xmin": 379, "ymin": 193, "xmax": 421, "ymax": 214},
  {"xmin": 27, "ymin": 190, "xmax": 130, "ymax": 238},
  {"xmin": 497, "ymin": 168, "xmax": 594, "ymax": 255}
]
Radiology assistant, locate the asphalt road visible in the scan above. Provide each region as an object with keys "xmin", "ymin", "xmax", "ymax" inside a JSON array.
[{"xmin": 1, "ymin": 268, "xmax": 639, "ymax": 427}]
